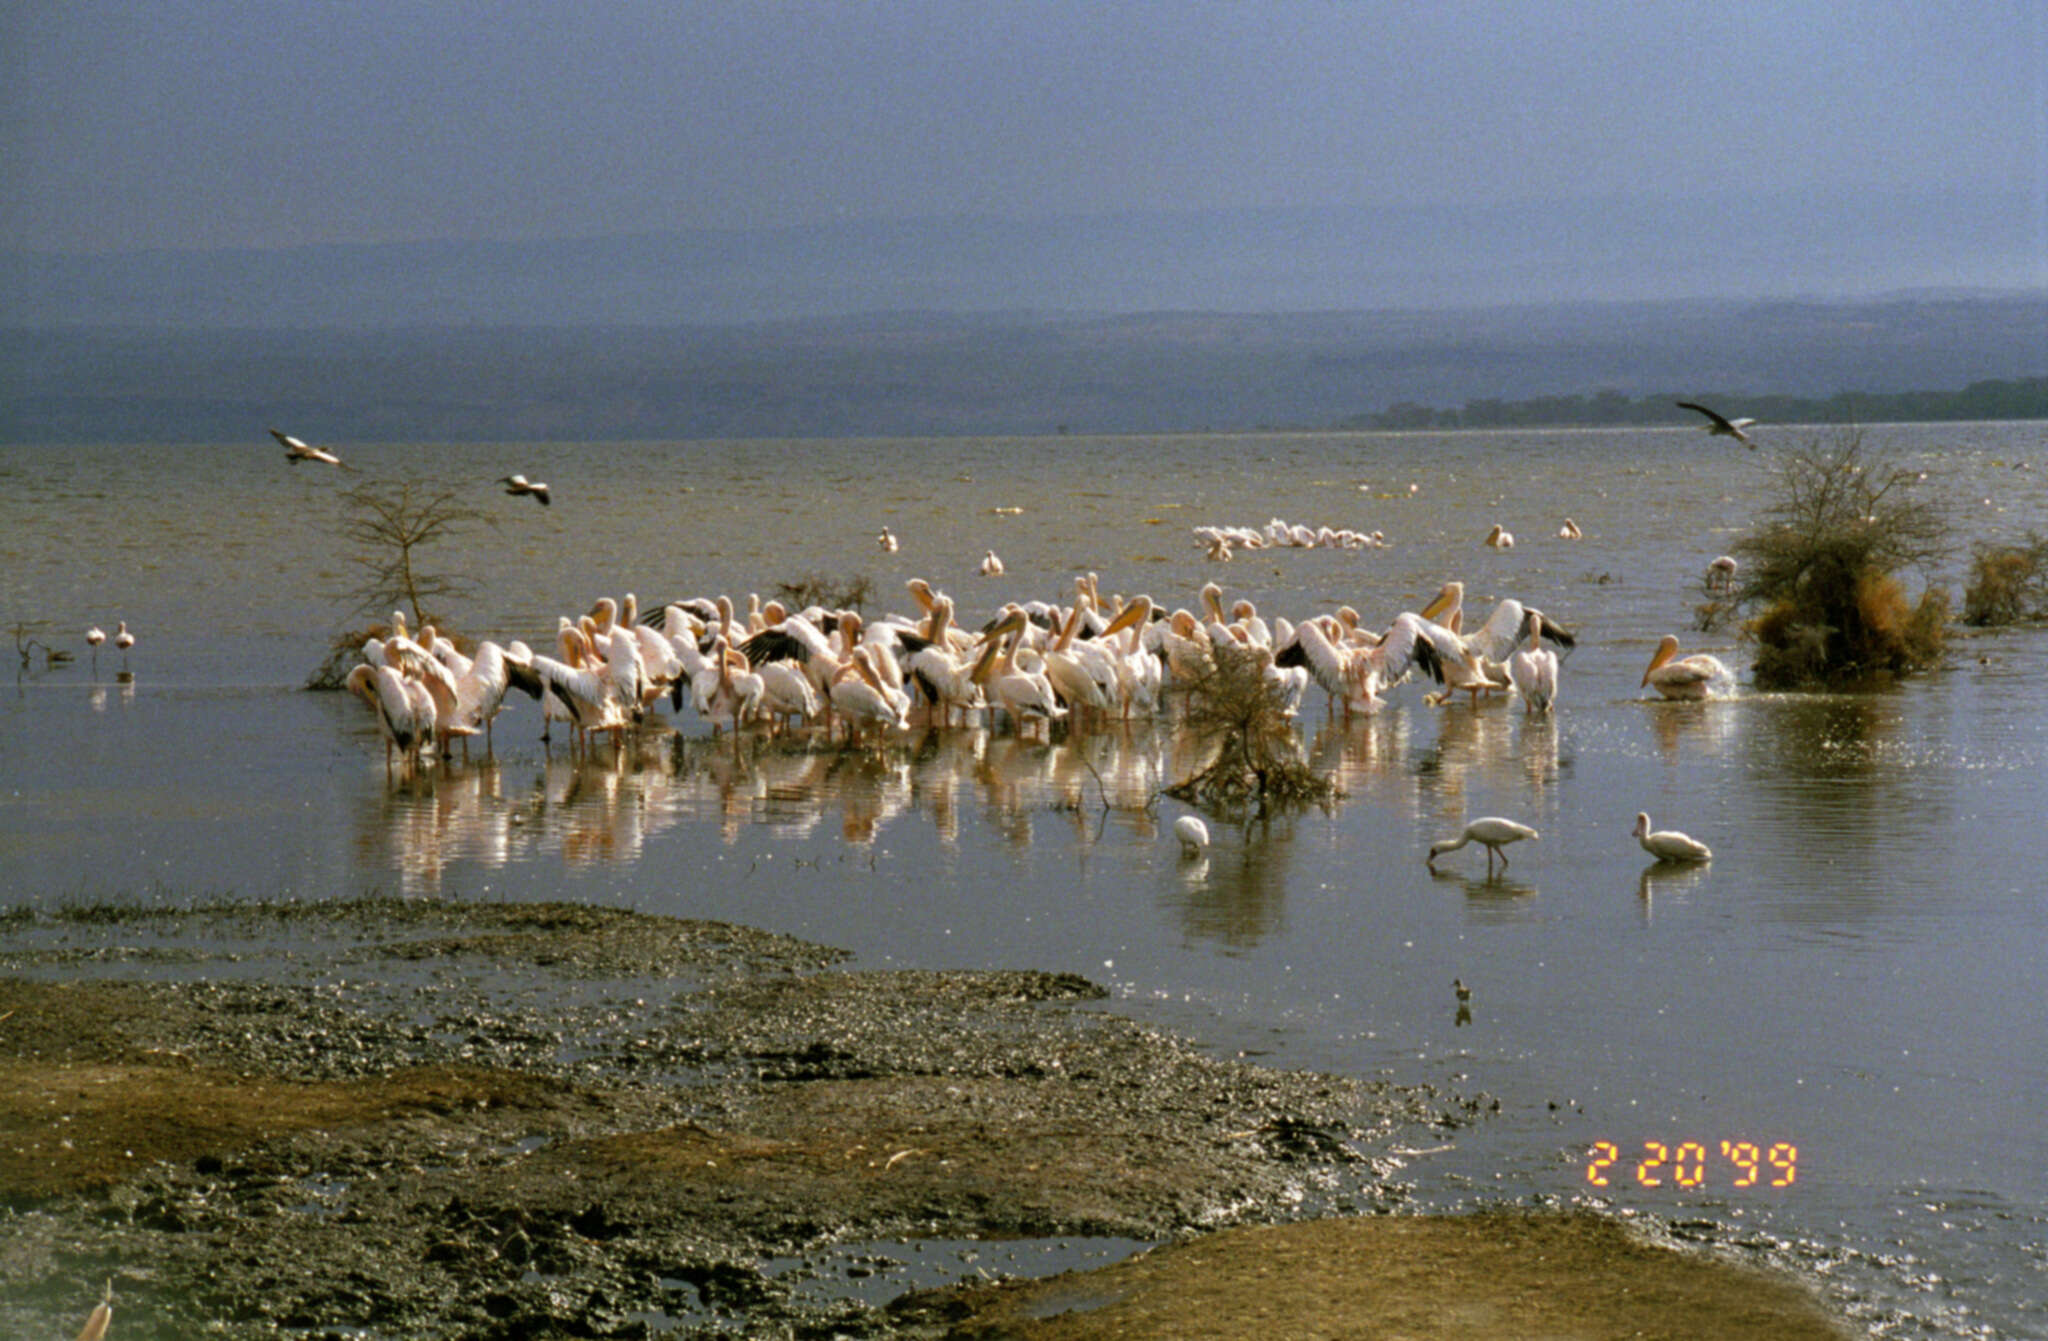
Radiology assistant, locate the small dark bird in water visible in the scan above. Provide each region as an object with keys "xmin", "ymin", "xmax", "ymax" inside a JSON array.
[
  {"xmin": 1454, "ymin": 978, "xmax": 1472, "ymax": 1004},
  {"xmin": 1675, "ymin": 401, "xmax": 1757, "ymax": 447},
  {"xmin": 499, "ymin": 474, "xmax": 551, "ymax": 506}
]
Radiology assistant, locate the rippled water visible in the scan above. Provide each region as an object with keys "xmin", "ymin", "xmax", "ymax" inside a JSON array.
[{"xmin": 4, "ymin": 424, "xmax": 2046, "ymax": 1337}]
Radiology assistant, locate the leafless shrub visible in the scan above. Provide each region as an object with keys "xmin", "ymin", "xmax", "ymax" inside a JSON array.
[{"xmin": 1961, "ymin": 533, "xmax": 2048, "ymax": 626}]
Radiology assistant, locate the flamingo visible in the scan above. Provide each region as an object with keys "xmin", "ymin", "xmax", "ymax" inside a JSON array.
[
  {"xmin": 269, "ymin": 427, "xmax": 350, "ymax": 468},
  {"xmin": 1676, "ymin": 401, "xmax": 1756, "ymax": 447},
  {"xmin": 1174, "ymin": 814, "xmax": 1210, "ymax": 856},
  {"xmin": 499, "ymin": 474, "xmax": 550, "ymax": 505},
  {"xmin": 1427, "ymin": 817, "xmax": 1539, "ymax": 874},
  {"xmin": 1633, "ymin": 811, "xmax": 1712, "ymax": 862},
  {"xmin": 1642, "ymin": 635, "xmax": 1731, "ymax": 701}
]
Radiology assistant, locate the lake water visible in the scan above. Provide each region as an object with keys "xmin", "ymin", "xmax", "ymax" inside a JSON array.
[{"xmin": 3, "ymin": 425, "xmax": 2045, "ymax": 1338}]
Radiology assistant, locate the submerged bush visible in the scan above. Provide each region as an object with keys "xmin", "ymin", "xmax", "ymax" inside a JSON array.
[
  {"xmin": 1961, "ymin": 533, "xmax": 2048, "ymax": 625},
  {"xmin": 1734, "ymin": 431, "xmax": 1950, "ymax": 688},
  {"xmin": 1165, "ymin": 650, "xmax": 1334, "ymax": 808}
]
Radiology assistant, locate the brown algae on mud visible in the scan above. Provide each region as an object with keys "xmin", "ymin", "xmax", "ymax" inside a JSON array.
[{"xmin": 0, "ymin": 898, "xmax": 1847, "ymax": 1338}]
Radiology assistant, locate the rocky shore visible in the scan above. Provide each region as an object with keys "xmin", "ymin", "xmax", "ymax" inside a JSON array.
[{"xmin": 0, "ymin": 899, "xmax": 1847, "ymax": 1338}]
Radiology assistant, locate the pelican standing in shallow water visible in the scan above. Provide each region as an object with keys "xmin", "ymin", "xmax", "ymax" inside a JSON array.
[
  {"xmin": 1633, "ymin": 811, "xmax": 1712, "ymax": 862},
  {"xmin": 1641, "ymin": 634, "xmax": 1730, "ymax": 701},
  {"xmin": 1174, "ymin": 814, "xmax": 1210, "ymax": 857},
  {"xmin": 1428, "ymin": 817, "xmax": 1539, "ymax": 874}
]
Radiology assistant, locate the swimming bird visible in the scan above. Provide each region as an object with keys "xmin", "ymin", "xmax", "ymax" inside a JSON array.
[
  {"xmin": 1427, "ymin": 817, "xmax": 1539, "ymax": 874},
  {"xmin": 1633, "ymin": 811, "xmax": 1712, "ymax": 862},
  {"xmin": 499, "ymin": 474, "xmax": 550, "ymax": 505},
  {"xmin": 1557, "ymin": 518, "xmax": 1582, "ymax": 540},
  {"xmin": 1174, "ymin": 814, "xmax": 1210, "ymax": 857},
  {"xmin": 269, "ymin": 427, "xmax": 350, "ymax": 468},
  {"xmin": 1676, "ymin": 401, "xmax": 1756, "ymax": 447},
  {"xmin": 1641, "ymin": 634, "xmax": 1731, "ymax": 701},
  {"xmin": 1454, "ymin": 978, "xmax": 1472, "ymax": 1004},
  {"xmin": 1484, "ymin": 523, "xmax": 1515, "ymax": 550},
  {"xmin": 878, "ymin": 526, "xmax": 900, "ymax": 552},
  {"xmin": 980, "ymin": 550, "xmax": 1005, "ymax": 577}
]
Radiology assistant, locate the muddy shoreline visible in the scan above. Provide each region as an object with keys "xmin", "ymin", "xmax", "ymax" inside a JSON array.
[{"xmin": 0, "ymin": 899, "xmax": 1847, "ymax": 1338}]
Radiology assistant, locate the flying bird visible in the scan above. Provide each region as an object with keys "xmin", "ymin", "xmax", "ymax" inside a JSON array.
[
  {"xmin": 1633, "ymin": 811, "xmax": 1712, "ymax": 863},
  {"xmin": 1675, "ymin": 401, "xmax": 1756, "ymax": 447},
  {"xmin": 269, "ymin": 427, "xmax": 350, "ymax": 468},
  {"xmin": 499, "ymin": 474, "xmax": 550, "ymax": 506},
  {"xmin": 1427, "ymin": 817, "xmax": 1539, "ymax": 875}
]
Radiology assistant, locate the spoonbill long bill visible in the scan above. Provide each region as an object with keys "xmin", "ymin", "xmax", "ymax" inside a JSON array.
[
  {"xmin": 1427, "ymin": 817, "xmax": 1539, "ymax": 874},
  {"xmin": 1174, "ymin": 814, "xmax": 1210, "ymax": 857},
  {"xmin": 1632, "ymin": 812, "xmax": 1713, "ymax": 863}
]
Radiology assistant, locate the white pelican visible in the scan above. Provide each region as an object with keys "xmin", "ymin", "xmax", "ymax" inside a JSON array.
[
  {"xmin": 979, "ymin": 550, "xmax": 1005, "ymax": 577},
  {"xmin": 346, "ymin": 663, "xmax": 429, "ymax": 773},
  {"xmin": 499, "ymin": 474, "xmax": 550, "ymax": 505},
  {"xmin": 1641, "ymin": 634, "xmax": 1731, "ymax": 701},
  {"xmin": 1558, "ymin": 518, "xmax": 1582, "ymax": 540},
  {"xmin": 878, "ymin": 526, "xmax": 900, "ymax": 552},
  {"xmin": 85, "ymin": 625, "xmax": 105, "ymax": 673},
  {"xmin": 1174, "ymin": 814, "xmax": 1210, "ymax": 856},
  {"xmin": 829, "ymin": 644, "xmax": 906, "ymax": 743},
  {"xmin": 75, "ymin": 1279, "xmax": 111, "ymax": 1341},
  {"xmin": 1427, "ymin": 817, "xmax": 1539, "ymax": 874},
  {"xmin": 113, "ymin": 620, "xmax": 135, "ymax": 669},
  {"xmin": 1484, "ymin": 523, "xmax": 1515, "ymax": 550},
  {"xmin": 1508, "ymin": 611, "xmax": 1559, "ymax": 714},
  {"xmin": 1707, "ymin": 555, "xmax": 1738, "ymax": 593},
  {"xmin": 269, "ymin": 427, "xmax": 349, "ymax": 468},
  {"xmin": 1676, "ymin": 401, "xmax": 1756, "ymax": 447},
  {"xmin": 1633, "ymin": 811, "xmax": 1712, "ymax": 862}
]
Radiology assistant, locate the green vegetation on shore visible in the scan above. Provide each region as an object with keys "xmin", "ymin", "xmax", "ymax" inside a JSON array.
[{"xmin": 1343, "ymin": 376, "xmax": 2048, "ymax": 431}]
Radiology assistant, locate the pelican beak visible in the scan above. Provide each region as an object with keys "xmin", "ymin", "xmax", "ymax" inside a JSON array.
[
  {"xmin": 1420, "ymin": 584, "xmax": 1456, "ymax": 623},
  {"xmin": 1099, "ymin": 597, "xmax": 1151, "ymax": 639}
]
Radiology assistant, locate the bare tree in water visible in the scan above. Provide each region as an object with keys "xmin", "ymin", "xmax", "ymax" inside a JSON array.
[{"xmin": 340, "ymin": 477, "xmax": 487, "ymax": 628}]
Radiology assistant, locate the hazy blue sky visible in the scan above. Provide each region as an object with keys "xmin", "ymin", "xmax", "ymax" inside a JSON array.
[{"xmin": 4, "ymin": 0, "xmax": 2044, "ymax": 256}]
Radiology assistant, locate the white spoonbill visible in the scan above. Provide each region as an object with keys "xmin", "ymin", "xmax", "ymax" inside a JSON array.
[
  {"xmin": 1427, "ymin": 817, "xmax": 1539, "ymax": 874},
  {"xmin": 499, "ymin": 474, "xmax": 550, "ymax": 505},
  {"xmin": 270, "ymin": 427, "xmax": 350, "ymax": 468},
  {"xmin": 1641, "ymin": 635, "xmax": 1731, "ymax": 701},
  {"xmin": 1174, "ymin": 814, "xmax": 1210, "ymax": 857},
  {"xmin": 1675, "ymin": 401, "xmax": 1756, "ymax": 447},
  {"xmin": 1633, "ymin": 811, "xmax": 1712, "ymax": 862}
]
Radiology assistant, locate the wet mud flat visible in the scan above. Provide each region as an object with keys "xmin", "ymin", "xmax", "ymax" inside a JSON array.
[{"xmin": 0, "ymin": 900, "xmax": 1847, "ymax": 1339}]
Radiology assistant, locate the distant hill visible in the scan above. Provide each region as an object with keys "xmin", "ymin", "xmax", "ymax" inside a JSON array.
[{"xmin": 3, "ymin": 296, "xmax": 2045, "ymax": 442}]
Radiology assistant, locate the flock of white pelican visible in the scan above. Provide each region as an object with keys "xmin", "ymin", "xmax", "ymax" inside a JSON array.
[
  {"xmin": 1193, "ymin": 518, "xmax": 1388, "ymax": 561},
  {"xmin": 333, "ymin": 565, "xmax": 1748, "ymax": 780}
]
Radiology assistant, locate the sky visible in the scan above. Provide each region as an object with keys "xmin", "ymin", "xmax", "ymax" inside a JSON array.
[{"xmin": 3, "ymin": 0, "xmax": 2044, "ymax": 258}]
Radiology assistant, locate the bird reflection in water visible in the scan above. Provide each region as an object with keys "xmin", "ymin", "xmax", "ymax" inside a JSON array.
[{"xmin": 1636, "ymin": 855, "xmax": 1713, "ymax": 923}]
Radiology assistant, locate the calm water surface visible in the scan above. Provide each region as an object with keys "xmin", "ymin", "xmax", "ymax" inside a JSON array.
[{"xmin": 3, "ymin": 426, "xmax": 2045, "ymax": 1337}]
